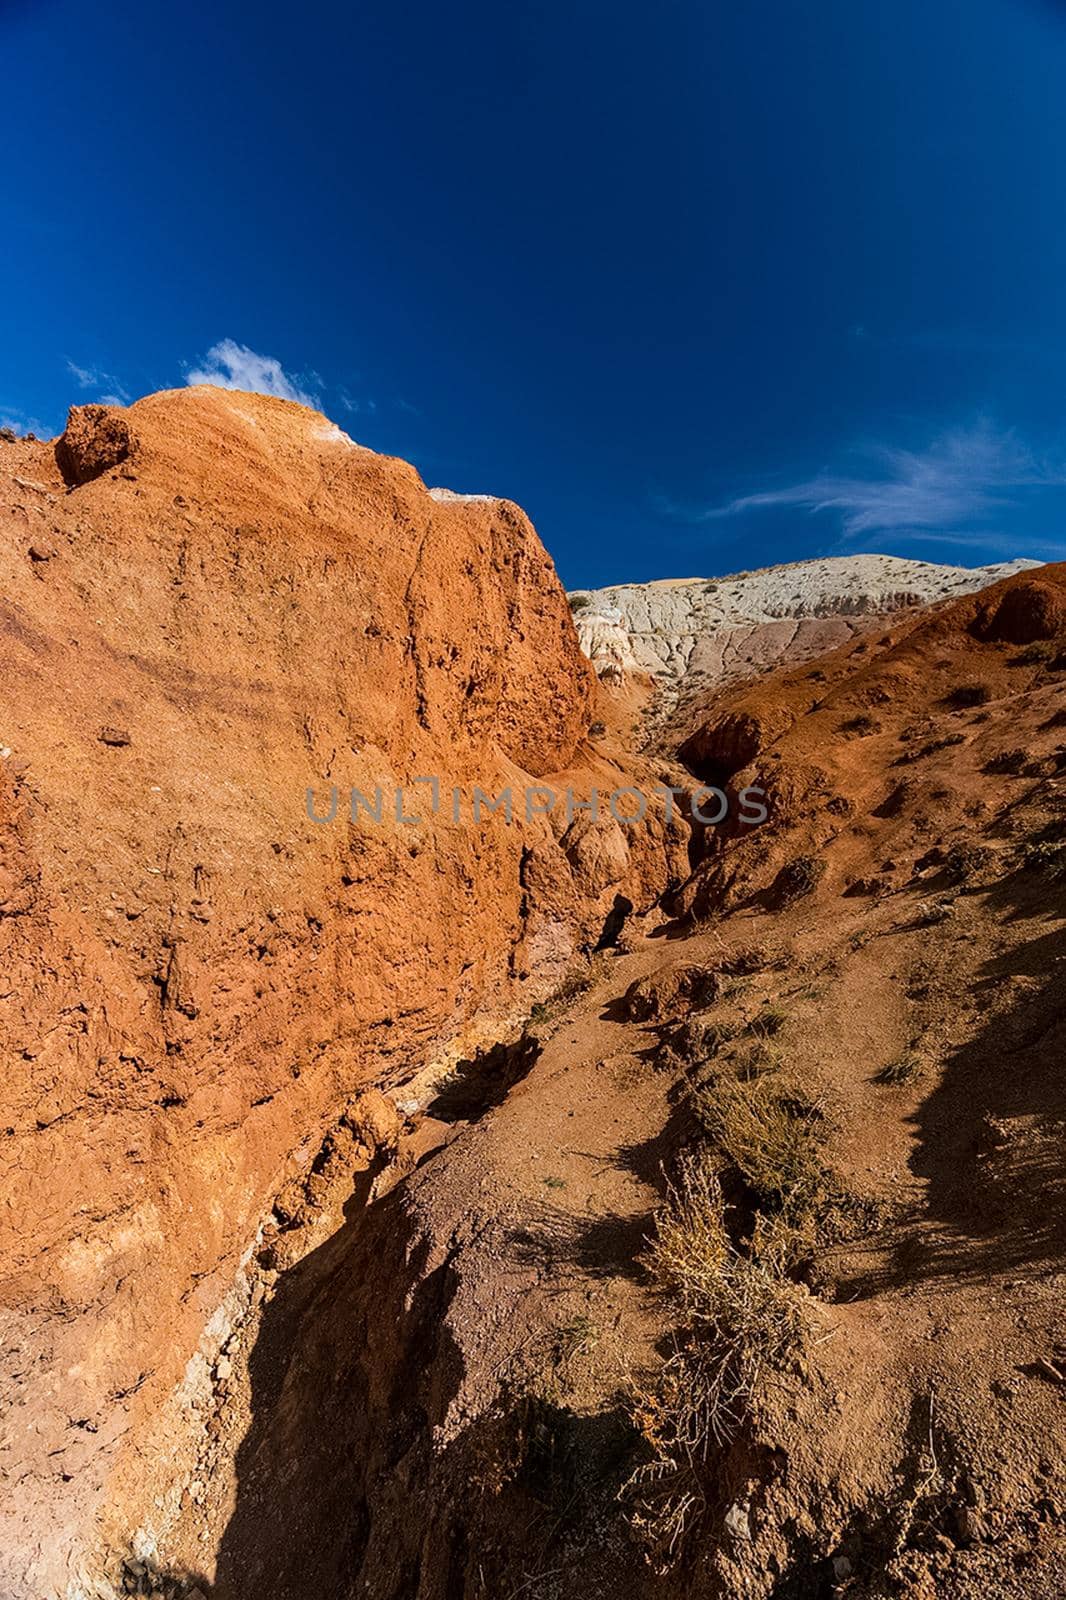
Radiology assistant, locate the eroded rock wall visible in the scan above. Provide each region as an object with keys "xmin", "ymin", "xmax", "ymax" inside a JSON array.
[{"xmin": 0, "ymin": 389, "xmax": 680, "ymax": 1596}]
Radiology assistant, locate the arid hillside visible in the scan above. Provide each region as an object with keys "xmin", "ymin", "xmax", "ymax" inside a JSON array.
[
  {"xmin": 2, "ymin": 400, "xmax": 1064, "ymax": 1600},
  {"xmin": 0, "ymin": 391, "xmax": 684, "ymax": 1598},
  {"xmin": 101, "ymin": 562, "xmax": 1066, "ymax": 1600}
]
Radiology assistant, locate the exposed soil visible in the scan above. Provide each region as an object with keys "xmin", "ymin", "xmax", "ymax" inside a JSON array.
[
  {"xmin": 3, "ymin": 406, "xmax": 1065, "ymax": 1598},
  {"xmin": 106, "ymin": 567, "xmax": 1066, "ymax": 1600}
]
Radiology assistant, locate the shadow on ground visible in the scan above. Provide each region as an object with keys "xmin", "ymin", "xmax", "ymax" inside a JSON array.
[{"xmin": 844, "ymin": 875, "xmax": 1066, "ymax": 1297}]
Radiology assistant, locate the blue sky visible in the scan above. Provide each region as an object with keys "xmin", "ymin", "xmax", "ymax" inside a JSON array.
[{"xmin": 4, "ymin": 0, "xmax": 1066, "ymax": 586}]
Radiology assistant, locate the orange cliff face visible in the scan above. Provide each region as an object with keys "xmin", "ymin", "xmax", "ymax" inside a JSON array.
[{"xmin": 0, "ymin": 389, "xmax": 682, "ymax": 1595}]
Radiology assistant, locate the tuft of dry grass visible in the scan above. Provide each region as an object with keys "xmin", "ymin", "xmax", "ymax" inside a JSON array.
[
  {"xmin": 730, "ymin": 1039, "xmax": 781, "ymax": 1081},
  {"xmin": 946, "ymin": 682, "xmax": 992, "ymax": 709},
  {"xmin": 624, "ymin": 1152, "xmax": 809, "ymax": 1568},
  {"xmin": 876, "ymin": 1052, "xmax": 923, "ymax": 1087},
  {"xmin": 747, "ymin": 1002, "xmax": 788, "ymax": 1038},
  {"xmin": 1022, "ymin": 839, "xmax": 1066, "ymax": 881},
  {"xmin": 694, "ymin": 1072, "xmax": 830, "ymax": 1227}
]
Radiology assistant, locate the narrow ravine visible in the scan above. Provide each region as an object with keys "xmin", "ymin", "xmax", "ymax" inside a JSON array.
[{"xmin": 113, "ymin": 939, "xmax": 686, "ymax": 1599}]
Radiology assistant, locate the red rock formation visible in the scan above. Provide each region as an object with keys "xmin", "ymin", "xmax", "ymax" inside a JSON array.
[{"xmin": 0, "ymin": 390, "xmax": 682, "ymax": 1596}]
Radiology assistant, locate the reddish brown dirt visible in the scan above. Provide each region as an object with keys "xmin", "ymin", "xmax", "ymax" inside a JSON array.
[
  {"xmin": 116, "ymin": 564, "xmax": 1066, "ymax": 1600},
  {"xmin": 0, "ymin": 393, "xmax": 684, "ymax": 1597},
  {"xmin": 3, "ymin": 403, "xmax": 1065, "ymax": 1599}
]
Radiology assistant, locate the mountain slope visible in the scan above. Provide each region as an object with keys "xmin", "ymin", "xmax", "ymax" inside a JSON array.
[
  {"xmin": 143, "ymin": 565, "xmax": 1066, "ymax": 1600},
  {"xmin": 571, "ymin": 555, "xmax": 1039, "ymax": 743}
]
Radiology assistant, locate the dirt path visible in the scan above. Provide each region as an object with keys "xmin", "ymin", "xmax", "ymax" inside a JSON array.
[{"xmin": 124, "ymin": 860, "xmax": 1065, "ymax": 1600}]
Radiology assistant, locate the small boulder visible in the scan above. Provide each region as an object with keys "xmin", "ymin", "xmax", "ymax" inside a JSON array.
[
  {"xmin": 346, "ymin": 1087, "xmax": 402, "ymax": 1156},
  {"xmin": 55, "ymin": 402, "xmax": 132, "ymax": 485},
  {"xmin": 622, "ymin": 962, "xmax": 720, "ymax": 1022}
]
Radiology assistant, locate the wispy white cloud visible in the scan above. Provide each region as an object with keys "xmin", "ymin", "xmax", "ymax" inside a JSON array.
[
  {"xmin": 696, "ymin": 420, "xmax": 1066, "ymax": 541},
  {"xmin": 66, "ymin": 359, "xmax": 130, "ymax": 402},
  {"xmin": 0, "ymin": 405, "xmax": 55, "ymax": 438},
  {"xmin": 184, "ymin": 339, "xmax": 318, "ymax": 407},
  {"xmin": 338, "ymin": 386, "xmax": 377, "ymax": 415}
]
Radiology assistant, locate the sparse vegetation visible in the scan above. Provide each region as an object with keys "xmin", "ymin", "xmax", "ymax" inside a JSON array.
[
  {"xmin": 943, "ymin": 842, "xmax": 992, "ymax": 883},
  {"xmin": 982, "ymin": 747, "xmax": 1029, "ymax": 776},
  {"xmin": 1010, "ymin": 641, "xmax": 1054, "ymax": 666},
  {"xmin": 624, "ymin": 1152, "xmax": 809, "ymax": 1568},
  {"xmin": 840, "ymin": 712, "xmax": 880, "ymax": 735},
  {"xmin": 667, "ymin": 1015, "xmax": 738, "ymax": 1066},
  {"xmin": 622, "ymin": 1022, "xmax": 853, "ymax": 1570},
  {"xmin": 728, "ymin": 1039, "xmax": 781, "ymax": 1080},
  {"xmin": 694, "ymin": 1072, "xmax": 830, "ymax": 1228},
  {"xmin": 1021, "ymin": 839, "xmax": 1066, "ymax": 881},
  {"xmin": 568, "ymin": 592, "xmax": 592, "ymax": 612},
  {"xmin": 895, "ymin": 731, "xmax": 966, "ymax": 765},
  {"xmin": 946, "ymin": 682, "xmax": 992, "ymax": 708},
  {"xmin": 747, "ymin": 1002, "xmax": 787, "ymax": 1038},
  {"xmin": 877, "ymin": 1052, "xmax": 922, "ymax": 1086},
  {"xmin": 718, "ymin": 941, "xmax": 779, "ymax": 975},
  {"xmin": 769, "ymin": 854, "xmax": 825, "ymax": 907},
  {"xmin": 554, "ymin": 1311, "xmax": 599, "ymax": 1361},
  {"xmin": 527, "ymin": 952, "xmax": 614, "ymax": 1030}
]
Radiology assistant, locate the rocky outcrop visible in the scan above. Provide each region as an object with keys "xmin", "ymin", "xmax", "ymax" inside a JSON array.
[
  {"xmin": 570, "ymin": 556, "xmax": 1039, "ymax": 743},
  {"xmin": 0, "ymin": 390, "xmax": 685, "ymax": 1597}
]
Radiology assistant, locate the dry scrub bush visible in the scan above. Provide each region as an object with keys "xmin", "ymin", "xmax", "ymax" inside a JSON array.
[
  {"xmin": 694, "ymin": 1073, "xmax": 830, "ymax": 1228},
  {"xmin": 625, "ymin": 1055, "xmax": 848, "ymax": 1566},
  {"xmin": 625, "ymin": 1152, "xmax": 809, "ymax": 1568},
  {"xmin": 1023, "ymin": 839, "xmax": 1066, "ymax": 881}
]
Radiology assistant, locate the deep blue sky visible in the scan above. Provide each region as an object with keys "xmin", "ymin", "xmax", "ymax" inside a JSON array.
[{"xmin": 5, "ymin": 0, "xmax": 1066, "ymax": 586}]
